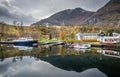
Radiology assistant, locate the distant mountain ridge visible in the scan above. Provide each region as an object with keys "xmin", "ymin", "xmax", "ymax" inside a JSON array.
[
  {"xmin": 31, "ymin": 8, "xmax": 94, "ymax": 26},
  {"xmin": 32, "ymin": 0, "xmax": 120, "ymax": 26}
]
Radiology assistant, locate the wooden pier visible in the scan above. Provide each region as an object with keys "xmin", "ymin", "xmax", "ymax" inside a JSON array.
[
  {"xmin": 0, "ymin": 41, "xmax": 120, "ymax": 50},
  {"xmin": 38, "ymin": 42, "xmax": 65, "ymax": 46},
  {"xmin": 0, "ymin": 41, "xmax": 13, "ymax": 44}
]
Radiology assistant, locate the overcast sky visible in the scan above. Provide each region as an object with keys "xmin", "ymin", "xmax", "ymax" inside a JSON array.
[{"xmin": 0, "ymin": 0, "xmax": 110, "ymax": 25}]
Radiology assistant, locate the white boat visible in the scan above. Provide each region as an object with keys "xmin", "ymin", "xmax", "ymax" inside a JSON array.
[
  {"xmin": 74, "ymin": 43, "xmax": 91, "ymax": 49},
  {"xmin": 98, "ymin": 36, "xmax": 120, "ymax": 44},
  {"xmin": 66, "ymin": 42, "xmax": 75, "ymax": 48},
  {"xmin": 13, "ymin": 37, "xmax": 38, "ymax": 46}
]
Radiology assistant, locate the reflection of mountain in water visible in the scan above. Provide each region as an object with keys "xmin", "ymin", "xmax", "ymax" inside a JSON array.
[
  {"xmin": 0, "ymin": 56, "xmax": 107, "ymax": 77},
  {"xmin": 40, "ymin": 55, "xmax": 120, "ymax": 77},
  {"xmin": 41, "ymin": 56, "xmax": 95, "ymax": 72}
]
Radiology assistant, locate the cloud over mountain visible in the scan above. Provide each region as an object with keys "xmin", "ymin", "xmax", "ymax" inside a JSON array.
[
  {"xmin": 0, "ymin": 0, "xmax": 109, "ymax": 25},
  {"xmin": 0, "ymin": 0, "xmax": 37, "ymax": 25}
]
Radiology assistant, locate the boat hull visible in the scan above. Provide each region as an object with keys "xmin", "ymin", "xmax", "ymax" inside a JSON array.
[{"xmin": 13, "ymin": 40, "xmax": 38, "ymax": 46}]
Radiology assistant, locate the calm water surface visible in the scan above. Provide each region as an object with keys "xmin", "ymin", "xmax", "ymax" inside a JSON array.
[{"xmin": 0, "ymin": 44, "xmax": 120, "ymax": 77}]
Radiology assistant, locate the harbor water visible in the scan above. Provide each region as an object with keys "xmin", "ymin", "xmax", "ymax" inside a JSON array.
[{"xmin": 0, "ymin": 44, "xmax": 120, "ymax": 77}]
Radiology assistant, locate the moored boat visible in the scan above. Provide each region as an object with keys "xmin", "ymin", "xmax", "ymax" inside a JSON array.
[
  {"xmin": 65, "ymin": 42, "xmax": 75, "ymax": 48},
  {"xmin": 99, "ymin": 36, "xmax": 120, "ymax": 44},
  {"xmin": 13, "ymin": 37, "xmax": 38, "ymax": 46}
]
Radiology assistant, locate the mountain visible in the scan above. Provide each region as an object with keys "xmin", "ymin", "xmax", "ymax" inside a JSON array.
[
  {"xmin": 31, "ymin": 8, "xmax": 94, "ymax": 26},
  {"xmin": 87, "ymin": 0, "xmax": 120, "ymax": 26},
  {"xmin": 32, "ymin": 0, "xmax": 120, "ymax": 26}
]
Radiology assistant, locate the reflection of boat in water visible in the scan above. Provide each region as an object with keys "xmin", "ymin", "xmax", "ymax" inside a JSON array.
[
  {"xmin": 65, "ymin": 42, "xmax": 75, "ymax": 48},
  {"xmin": 65, "ymin": 43, "xmax": 91, "ymax": 49},
  {"xmin": 97, "ymin": 49, "xmax": 120, "ymax": 58},
  {"xmin": 13, "ymin": 37, "xmax": 38, "ymax": 46},
  {"xmin": 75, "ymin": 48, "xmax": 91, "ymax": 53},
  {"xmin": 74, "ymin": 43, "xmax": 91, "ymax": 49},
  {"xmin": 13, "ymin": 45, "xmax": 34, "ymax": 51}
]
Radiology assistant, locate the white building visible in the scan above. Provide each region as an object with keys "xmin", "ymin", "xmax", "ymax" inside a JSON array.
[
  {"xmin": 75, "ymin": 32, "xmax": 120, "ymax": 44},
  {"xmin": 75, "ymin": 32, "xmax": 99, "ymax": 40}
]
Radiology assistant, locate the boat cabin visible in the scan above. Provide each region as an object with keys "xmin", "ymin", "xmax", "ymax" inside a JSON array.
[{"xmin": 99, "ymin": 36, "xmax": 120, "ymax": 44}]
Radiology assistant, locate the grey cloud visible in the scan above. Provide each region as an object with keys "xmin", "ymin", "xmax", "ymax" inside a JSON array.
[
  {"xmin": 0, "ymin": 0, "xmax": 37, "ymax": 25},
  {"xmin": 0, "ymin": 6, "xmax": 12, "ymax": 18},
  {"xmin": 79, "ymin": 0, "xmax": 110, "ymax": 11},
  {"xmin": 1, "ymin": 1, "xmax": 10, "ymax": 7},
  {"xmin": 0, "ymin": 0, "xmax": 110, "ymax": 25},
  {"xmin": 0, "ymin": 7, "xmax": 37, "ymax": 25},
  {"xmin": 10, "ymin": 0, "xmax": 110, "ymax": 19}
]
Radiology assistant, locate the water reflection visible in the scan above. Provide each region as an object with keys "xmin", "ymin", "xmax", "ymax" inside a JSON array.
[
  {"xmin": 0, "ymin": 56, "xmax": 107, "ymax": 77},
  {"xmin": 13, "ymin": 45, "xmax": 34, "ymax": 51},
  {"xmin": 0, "ymin": 45, "xmax": 120, "ymax": 77},
  {"xmin": 97, "ymin": 49, "xmax": 120, "ymax": 58},
  {"xmin": 74, "ymin": 48, "xmax": 91, "ymax": 53}
]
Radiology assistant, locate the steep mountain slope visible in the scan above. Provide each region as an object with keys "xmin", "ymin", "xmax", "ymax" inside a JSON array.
[
  {"xmin": 32, "ymin": 8, "xmax": 94, "ymax": 26},
  {"xmin": 87, "ymin": 0, "xmax": 120, "ymax": 26}
]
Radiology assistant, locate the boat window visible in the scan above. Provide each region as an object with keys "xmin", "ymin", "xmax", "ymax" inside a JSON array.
[
  {"xmin": 105, "ymin": 39, "xmax": 108, "ymax": 41},
  {"xmin": 114, "ymin": 39, "xmax": 117, "ymax": 41}
]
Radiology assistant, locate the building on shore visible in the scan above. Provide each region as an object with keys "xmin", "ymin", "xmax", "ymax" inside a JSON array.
[
  {"xmin": 75, "ymin": 32, "xmax": 100, "ymax": 40},
  {"xmin": 75, "ymin": 32, "xmax": 120, "ymax": 44}
]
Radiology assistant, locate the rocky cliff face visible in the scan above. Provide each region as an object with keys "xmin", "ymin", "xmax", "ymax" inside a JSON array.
[{"xmin": 87, "ymin": 0, "xmax": 120, "ymax": 26}]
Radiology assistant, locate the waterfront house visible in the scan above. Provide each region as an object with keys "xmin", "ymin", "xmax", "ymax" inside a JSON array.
[
  {"xmin": 75, "ymin": 32, "xmax": 99, "ymax": 40},
  {"xmin": 75, "ymin": 32, "xmax": 120, "ymax": 44}
]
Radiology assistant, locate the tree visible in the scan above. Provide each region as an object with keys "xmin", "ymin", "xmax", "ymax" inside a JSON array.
[
  {"xmin": 59, "ymin": 28, "xmax": 65, "ymax": 40},
  {"xmin": 49, "ymin": 33, "xmax": 52, "ymax": 40},
  {"xmin": 107, "ymin": 29, "xmax": 115, "ymax": 36}
]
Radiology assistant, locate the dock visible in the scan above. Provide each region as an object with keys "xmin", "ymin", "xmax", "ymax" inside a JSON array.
[
  {"xmin": 0, "ymin": 41, "xmax": 120, "ymax": 50},
  {"xmin": 0, "ymin": 41, "xmax": 13, "ymax": 44},
  {"xmin": 38, "ymin": 42, "xmax": 65, "ymax": 46}
]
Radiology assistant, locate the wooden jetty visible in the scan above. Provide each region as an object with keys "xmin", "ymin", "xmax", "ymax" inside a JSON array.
[
  {"xmin": 0, "ymin": 41, "xmax": 13, "ymax": 44},
  {"xmin": 38, "ymin": 42, "xmax": 65, "ymax": 46},
  {"xmin": 0, "ymin": 41, "xmax": 120, "ymax": 50}
]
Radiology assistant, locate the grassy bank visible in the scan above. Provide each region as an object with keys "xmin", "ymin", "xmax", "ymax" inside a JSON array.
[{"xmin": 0, "ymin": 23, "xmax": 120, "ymax": 41}]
